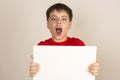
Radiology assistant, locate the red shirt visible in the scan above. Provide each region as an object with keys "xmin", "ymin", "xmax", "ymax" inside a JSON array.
[{"xmin": 37, "ymin": 37, "xmax": 85, "ymax": 46}]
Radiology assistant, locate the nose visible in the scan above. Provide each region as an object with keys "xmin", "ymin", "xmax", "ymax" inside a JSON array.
[{"xmin": 57, "ymin": 19, "xmax": 62, "ymax": 24}]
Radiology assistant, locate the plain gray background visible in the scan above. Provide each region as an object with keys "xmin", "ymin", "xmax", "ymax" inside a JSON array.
[{"xmin": 0, "ymin": 0, "xmax": 120, "ymax": 80}]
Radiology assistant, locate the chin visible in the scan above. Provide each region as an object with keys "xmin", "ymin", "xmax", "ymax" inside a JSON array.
[
  {"xmin": 54, "ymin": 35, "xmax": 67, "ymax": 42},
  {"xmin": 55, "ymin": 36, "xmax": 63, "ymax": 40}
]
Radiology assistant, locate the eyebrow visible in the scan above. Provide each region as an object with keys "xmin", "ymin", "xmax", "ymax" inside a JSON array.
[{"xmin": 50, "ymin": 15, "xmax": 69, "ymax": 18}]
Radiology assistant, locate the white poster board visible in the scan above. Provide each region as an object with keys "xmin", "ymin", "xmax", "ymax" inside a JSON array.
[{"xmin": 33, "ymin": 46, "xmax": 97, "ymax": 80}]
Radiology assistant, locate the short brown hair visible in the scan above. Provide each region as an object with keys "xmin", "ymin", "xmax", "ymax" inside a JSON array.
[{"xmin": 46, "ymin": 3, "xmax": 73, "ymax": 21}]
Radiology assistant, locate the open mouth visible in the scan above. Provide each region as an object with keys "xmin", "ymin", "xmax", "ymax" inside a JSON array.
[{"xmin": 56, "ymin": 28, "xmax": 62, "ymax": 34}]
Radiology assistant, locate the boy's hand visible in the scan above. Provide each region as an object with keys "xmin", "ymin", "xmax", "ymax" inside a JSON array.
[
  {"xmin": 88, "ymin": 62, "xmax": 99, "ymax": 76},
  {"xmin": 29, "ymin": 62, "xmax": 39, "ymax": 77},
  {"xmin": 29, "ymin": 54, "xmax": 40, "ymax": 77}
]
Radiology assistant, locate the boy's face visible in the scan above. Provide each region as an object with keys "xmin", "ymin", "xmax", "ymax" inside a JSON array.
[{"xmin": 47, "ymin": 10, "xmax": 72, "ymax": 42}]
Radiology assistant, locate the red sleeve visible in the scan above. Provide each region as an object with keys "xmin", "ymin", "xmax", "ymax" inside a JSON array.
[
  {"xmin": 71, "ymin": 37, "xmax": 85, "ymax": 46},
  {"xmin": 37, "ymin": 41, "xmax": 44, "ymax": 45},
  {"xmin": 37, "ymin": 41, "xmax": 49, "ymax": 45},
  {"xmin": 37, "ymin": 38, "xmax": 51, "ymax": 45}
]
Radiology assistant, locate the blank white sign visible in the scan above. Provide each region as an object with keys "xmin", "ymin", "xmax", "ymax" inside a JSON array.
[{"xmin": 33, "ymin": 46, "xmax": 97, "ymax": 80}]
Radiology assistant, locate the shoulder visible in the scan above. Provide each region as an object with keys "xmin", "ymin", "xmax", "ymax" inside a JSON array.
[
  {"xmin": 37, "ymin": 38, "xmax": 52, "ymax": 45},
  {"xmin": 70, "ymin": 37, "xmax": 85, "ymax": 46}
]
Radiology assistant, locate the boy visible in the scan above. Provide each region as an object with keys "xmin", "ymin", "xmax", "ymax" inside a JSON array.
[{"xmin": 30, "ymin": 3, "xmax": 99, "ymax": 77}]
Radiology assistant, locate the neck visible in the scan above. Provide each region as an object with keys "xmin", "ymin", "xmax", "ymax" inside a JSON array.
[{"xmin": 52, "ymin": 36, "xmax": 67, "ymax": 42}]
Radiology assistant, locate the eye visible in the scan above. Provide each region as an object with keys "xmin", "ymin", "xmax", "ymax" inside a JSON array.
[
  {"xmin": 62, "ymin": 18, "xmax": 67, "ymax": 21},
  {"xmin": 51, "ymin": 17, "xmax": 56, "ymax": 21}
]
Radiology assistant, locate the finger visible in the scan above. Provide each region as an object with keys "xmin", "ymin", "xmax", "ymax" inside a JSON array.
[
  {"xmin": 30, "ymin": 67, "xmax": 39, "ymax": 70},
  {"xmin": 89, "ymin": 66, "xmax": 99, "ymax": 70},
  {"xmin": 30, "ymin": 63, "xmax": 40, "ymax": 72},
  {"xmin": 91, "ymin": 63, "xmax": 100, "ymax": 66},
  {"xmin": 30, "ymin": 73, "xmax": 36, "ymax": 77},
  {"xmin": 92, "ymin": 72, "xmax": 98, "ymax": 76},
  {"xmin": 29, "ymin": 65, "xmax": 40, "ymax": 74},
  {"xmin": 30, "ymin": 63, "xmax": 39, "ymax": 67},
  {"xmin": 89, "ymin": 69, "xmax": 99, "ymax": 73},
  {"xmin": 88, "ymin": 70, "xmax": 99, "ymax": 76},
  {"xmin": 30, "ymin": 69, "xmax": 39, "ymax": 74},
  {"xmin": 89, "ymin": 63, "xmax": 100, "ymax": 70}
]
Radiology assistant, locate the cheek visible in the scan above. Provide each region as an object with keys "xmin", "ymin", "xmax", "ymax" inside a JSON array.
[
  {"xmin": 48, "ymin": 23, "xmax": 55, "ymax": 29},
  {"xmin": 48, "ymin": 24, "xmax": 57, "ymax": 32},
  {"xmin": 63, "ymin": 24, "xmax": 70, "ymax": 32}
]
